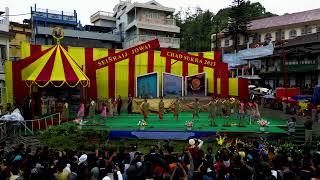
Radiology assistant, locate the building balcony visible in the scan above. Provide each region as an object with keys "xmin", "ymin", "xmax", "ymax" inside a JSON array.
[
  {"xmin": 280, "ymin": 64, "xmax": 318, "ymax": 73},
  {"xmin": 36, "ymin": 26, "xmax": 121, "ymax": 42},
  {"xmin": 260, "ymin": 67, "xmax": 276, "ymax": 73},
  {"xmin": 90, "ymin": 11, "xmax": 116, "ymax": 24},
  {"xmin": 31, "ymin": 7, "xmax": 78, "ymax": 26},
  {"xmin": 124, "ymin": 35, "xmax": 180, "ymax": 49},
  {"xmin": 126, "ymin": 19, "xmax": 180, "ymax": 33}
]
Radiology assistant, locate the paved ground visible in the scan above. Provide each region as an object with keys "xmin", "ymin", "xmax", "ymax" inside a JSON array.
[{"xmin": 260, "ymin": 107, "xmax": 306, "ymax": 124}]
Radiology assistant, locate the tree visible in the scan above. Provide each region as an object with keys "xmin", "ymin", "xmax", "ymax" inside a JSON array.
[
  {"xmin": 175, "ymin": 1, "xmax": 277, "ymax": 52},
  {"xmin": 175, "ymin": 8, "xmax": 215, "ymax": 52},
  {"xmin": 225, "ymin": 0, "xmax": 251, "ymax": 52}
]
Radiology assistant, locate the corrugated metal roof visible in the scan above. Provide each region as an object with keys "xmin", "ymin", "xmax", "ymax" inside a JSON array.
[{"xmin": 249, "ymin": 8, "xmax": 320, "ymax": 30}]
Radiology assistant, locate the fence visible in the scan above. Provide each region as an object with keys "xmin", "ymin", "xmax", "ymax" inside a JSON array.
[
  {"xmin": 0, "ymin": 122, "xmax": 6, "ymax": 142},
  {"xmin": 0, "ymin": 113, "xmax": 62, "ymax": 137}
]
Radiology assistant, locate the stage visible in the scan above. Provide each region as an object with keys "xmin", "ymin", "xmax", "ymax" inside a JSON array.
[{"xmin": 78, "ymin": 112, "xmax": 288, "ymax": 140}]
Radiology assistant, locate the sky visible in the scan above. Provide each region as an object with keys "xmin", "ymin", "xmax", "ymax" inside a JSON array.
[{"xmin": 1, "ymin": 0, "xmax": 320, "ymax": 25}]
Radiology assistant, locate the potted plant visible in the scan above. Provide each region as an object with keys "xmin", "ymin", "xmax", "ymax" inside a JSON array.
[
  {"xmin": 137, "ymin": 120, "xmax": 147, "ymax": 130},
  {"xmin": 185, "ymin": 121, "xmax": 194, "ymax": 131},
  {"xmin": 257, "ymin": 119, "xmax": 270, "ymax": 132}
]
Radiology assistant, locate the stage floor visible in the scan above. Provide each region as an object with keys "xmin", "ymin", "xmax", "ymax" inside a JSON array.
[{"xmin": 79, "ymin": 112, "xmax": 287, "ymax": 134}]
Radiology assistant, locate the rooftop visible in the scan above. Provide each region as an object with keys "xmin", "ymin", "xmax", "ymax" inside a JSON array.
[
  {"xmin": 249, "ymin": 8, "xmax": 320, "ymax": 30},
  {"xmin": 284, "ymin": 32, "xmax": 320, "ymax": 47}
]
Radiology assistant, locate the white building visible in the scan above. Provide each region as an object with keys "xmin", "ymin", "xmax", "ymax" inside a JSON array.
[
  {"xmin": 211, "ymin": 8, "xmax": 320, "ymax": 52},
  {"xmin": 211, "ymin": 8, "xmax": 320, "ymax": 88},
  {"xmin": 0, "ymin": 7, "xmax": 11, "ymax": 105},
  {"xmin": 91, "ymin": 0, "xmax": 180, "ymax": 49}
]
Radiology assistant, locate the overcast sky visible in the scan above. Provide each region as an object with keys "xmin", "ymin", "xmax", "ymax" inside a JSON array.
[{"xmin": 1, "ymin": 0, "xmax": 320, "ymax": 25}]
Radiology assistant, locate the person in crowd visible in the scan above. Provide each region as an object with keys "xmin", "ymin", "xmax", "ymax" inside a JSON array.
[
  {"xmin": 140, "ymin": 98, "xmax": 149, "ymax": 121},
  {"xmin": 316, "ymin": 105, "xmax": 320, "ymax": 123},
  {"xmin": 108, "ymin": 98, "xmax": 114, "ymax": 118},
  {"xmin": 100, "ymin": 102, "xmax": 107, "ymax": 119},
  {"xmin": 127, "ymin": 94, "xmax": 133, "ymax": 115},
  {"xmin": 117, "ymin": 95, "xmax": 123, "ymax": 116},
  {"xmin": 77, "ymin": 102, "xmax": 85, "ymax": 124},
  {"xmin": 171, "ymin": 97, "xmax": 182, "ymax": 121},
  {"xmin": 252, "ymin": 100, "xmax": 260, "ymax": 123},
  {"xmin": 185, "ymin": 98, "xmax": 201, "ymax": 122},
  {"xmin": 89, "ymin": 100, "xmax": 96, "ymax": 122},
  {"xmin": 61, "ymin": 102, "xmax": 69, "ymax": 121},
  {"xmin": 246, "ymin": 100, "xmax": 253, "ymax": 125},
  {"xmin": 158, "ymin": 96, "xmax": 165, "ymax": 121},
  {"xmin": 304, "ymin": 117, "xmax": 313, "ymax": 146},
  {"xmin": 203, "ymin": 96, "xmax": 217, "ymax": 126},
  {"xmin": 287, "ymin": 117, "xmax": 296, "ymax": 141},
  {"xmin": 239, "ymin": 100, "xmax": 246, "ymax": 126},
  {"xmin": 2, "ymin": 135, "xmax": 320, "ymax": 180}
]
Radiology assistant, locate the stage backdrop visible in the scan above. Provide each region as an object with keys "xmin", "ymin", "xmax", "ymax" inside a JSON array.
[
  {"xmin": 136, "ymin": 72, "xmax": 159, "ymax": 98},
  {"xmin": 5, "ymin": 42, "xmax": 249, "ymax": 106},
  {"xmin": 162, "ymin": 73, "xmax": 183, "ymax": 97},
  {"xmin": 185, "ymin": 73, "xmax": 207, "ymax": 96}
]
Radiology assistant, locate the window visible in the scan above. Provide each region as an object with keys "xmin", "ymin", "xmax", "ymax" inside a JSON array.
[
  {"xmin": 224, "ymin": 39, "xmax": 230, "ymax": 47},
  {"xmin": 237, "ymin": 37, "xmax": 241, "ymax": 45},
  {"xmin": 289, "ymin": 30, "xmax": 297, "ymax": 39},
  {"xmin": 144, "ymin": 11, "xmax": 160, "ymax": 19},
  {"xmin": 276, "ymin": 31, "xmax": 285, "ymax": 40},
  {"xmin": 258, "ymin": 34, "xmax": 261, "ymax": 42},
  {"xmin": 264, "ymin": 33, "xmax": 272, "ymax": 41},
  {"xmin": 307, "ymin": 26, "xmax": 312, "ymax": 34},
  {"xmin": 317, "ymin": 27, "xmax": 320, "ymax": 33},
  {"xmin": 301, "ymin": 26, "xmax": 312, "ymax": 35}
]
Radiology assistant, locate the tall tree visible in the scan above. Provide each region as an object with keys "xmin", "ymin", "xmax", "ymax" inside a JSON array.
[
  {"xmin": 226, "ymin": 0, "xmax": 251, "ymax": 52},
  {"xmin": 175, "ymin": 8, "xmax": 215, "ymax": 52}
]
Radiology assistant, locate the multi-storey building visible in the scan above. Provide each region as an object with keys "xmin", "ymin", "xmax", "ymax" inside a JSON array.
[
  {"xmin": 30, "ymin": 4, "xmax": 121, "ymax": 48},
  {"xmin": 0, "ymin": 7, "xmax": 13, "ymax": 106},
  {"xmin": 9, "ymin": 21, "xmax": 32, "ymax": 60},
  {"xmin": 212, "ymin": 8, "xmax": 320, "ymax": 89},
  {"xmin": 92, "ymin": 0, "xmax": 180, "ymax": 49},
  {"xmin": 212, "ymin": 8, "xmax": 320, "ymax": 53}
]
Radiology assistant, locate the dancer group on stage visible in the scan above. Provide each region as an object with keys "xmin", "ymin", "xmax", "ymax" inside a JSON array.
[
  {"xmin": 76, "ymin": 95, "xmax": 260, "ymax": 126},
  {"xmin": 139, "ymin": 96, "xmax": 261, "ymax": 126}
]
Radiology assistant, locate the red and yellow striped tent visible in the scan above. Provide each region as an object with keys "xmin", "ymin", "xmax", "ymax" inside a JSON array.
[{"xmin": 21, "ymin": 44, "xmax": 89, "ymax": 88}]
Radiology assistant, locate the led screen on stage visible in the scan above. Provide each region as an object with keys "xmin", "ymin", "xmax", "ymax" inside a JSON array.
[
  {"xmin": 162, "ymin": 73, "xmax": 183, "ymax": 97},
  {"xmin": 185, "ymin": 72, "xmax": 207, "ymax": 96},
  {"xmin": 136, "ymin": 72, "xmax": 159, "ymax": 98}
]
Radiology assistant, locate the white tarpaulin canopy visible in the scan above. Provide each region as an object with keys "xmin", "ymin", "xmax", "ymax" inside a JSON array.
[
  {"xmin": 0, "ymin": 109, "xmax": 24, "ymax": 121},
  {"xmin": 237, "ymin": 43, "xmax": 274, "ymax": 60}
]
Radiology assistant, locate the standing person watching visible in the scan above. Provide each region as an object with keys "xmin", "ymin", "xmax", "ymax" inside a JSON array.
[
  {"xmin": 117, "ymin": 95, "xmax": 122, "ymax": 116},
  {"xmin": 287, "ymin": 117, "xmax": 296, "ymax": 141},
  {"xmin": 304, "ymin": 117, "xmax": 313, "ymax": 146},
  {"xmin": 127, "ymin": 94, "xmax": 133, "ymax": 115}
]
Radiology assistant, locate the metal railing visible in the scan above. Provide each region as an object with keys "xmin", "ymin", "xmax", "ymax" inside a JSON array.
[
  {"xmin": 32, "ymin": 7, "xmax": 77, "ymax": 22},
  {"xmin": 124, "ymin": 35, "xmax": 180, "ymax": 47},
  {"xmin": 0, "ymin": 113, "xmax": 61, "ymax": 137},
  {"xmin": 0, "ymin": 122, "xmax": 7, "ymax": 142},
  {"xmin": 90, "ymin": 11, "xmax": 114, "ymax": 19}
]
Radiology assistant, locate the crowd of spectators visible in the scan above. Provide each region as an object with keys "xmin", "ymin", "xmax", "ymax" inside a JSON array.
[{"xmin": 0, "ymin": 138, "xmax": 320, "ymax": 180}]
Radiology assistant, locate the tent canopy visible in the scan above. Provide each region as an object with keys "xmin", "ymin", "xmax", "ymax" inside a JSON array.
[{"xmin": 21, "ymin": 44, "xmax": 89, "ymax": 88}]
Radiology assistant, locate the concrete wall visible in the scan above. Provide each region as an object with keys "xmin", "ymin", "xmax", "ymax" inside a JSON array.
[{"xmin": 36, "ymin": 26, "xmax": 121, "ymax": 42}]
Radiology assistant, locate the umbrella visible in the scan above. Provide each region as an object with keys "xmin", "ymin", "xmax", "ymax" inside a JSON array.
[{"xmin": 254, "ymin": 87, "xmax": 269, "ymax": 93}]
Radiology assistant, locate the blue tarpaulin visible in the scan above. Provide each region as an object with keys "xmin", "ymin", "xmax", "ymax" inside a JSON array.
[
  {"xmin": 223, "ymin": 43, "xmax": 274, "ymax": 67},
  {"xmin": 311, "ymin": 85, "xmax": 320, "ymax": 104}
]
